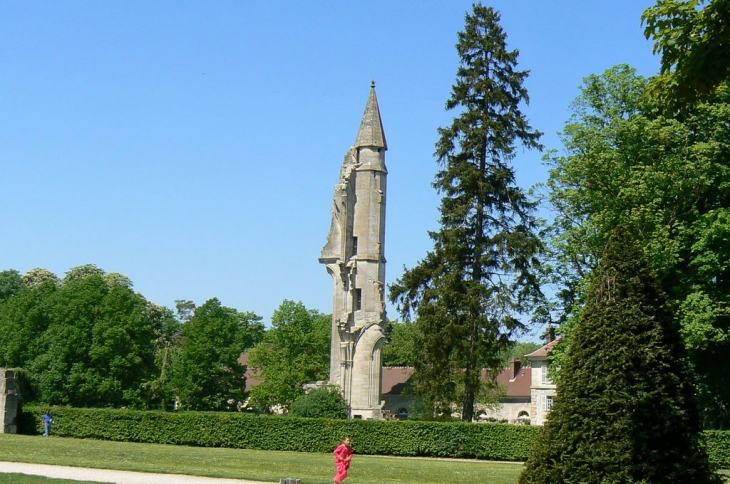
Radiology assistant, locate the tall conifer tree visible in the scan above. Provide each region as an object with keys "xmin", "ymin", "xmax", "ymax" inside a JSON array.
[
  {"xmin": 389, "ymin": 3, "xmax": 542, "ymax": 421},
  {"xmin": 520, "ymin": 226, "xmax": 720, "ymax": 484}
]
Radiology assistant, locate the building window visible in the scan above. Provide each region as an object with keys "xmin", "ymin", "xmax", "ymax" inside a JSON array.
[
  {"xmin": 352, "ymin": 237, "xmax": 358, "ymax": 255},
  {"xmin": 541, "ymin": 363, "xmax": 553, "ymax": 385},
  {"xmin": 354, "ymin": 289, "xmax": 362, "ymax": 311},
  {"xmin": 541, "ymin": 395, "xmax": 555, "ymax": 412}
]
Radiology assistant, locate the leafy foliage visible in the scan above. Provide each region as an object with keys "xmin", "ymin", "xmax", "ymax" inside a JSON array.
[
  {"xmin": 643, "ymin": 0, "xmax": 730, "ymax": 107},
  {"xmin": 247, "ymin": 300, "xmax": 330, "ymax": 412},
  {"xmin": 543, "ymin": 65, "xmax": 730, "ymax": 425},
  {"xmin": 289, "ymin": 386, "xmax": 349, "ymax": 419},
  {"xmin": 520, "ymin": 227, "xmax": 721, "ymax": 484},
  {"xmin": 498, "ymin": 341, "xmax": 541, "ymax": 368},
  {"xmin": 0, "ymin": 270, "xmax": 24, "ymax": 302},
  {"xmin": 389, "ymin": 3, "xmax": 543, "ymax": 422},
  {"xmin": 171, "ymin": 298, "xmax": 263, "ymax": 411},
  {"xmin": 381, "ymin": 320, "xmax": 417, "ymax": 367},
  {"xmin": 0, "ymin": 266, "xmax": 160, "ymax": 407}
]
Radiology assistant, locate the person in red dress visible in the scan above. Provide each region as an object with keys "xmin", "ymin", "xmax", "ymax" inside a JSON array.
[{"xmin": 333, "ymin": 436, "xmax": 353, "ymax": 483}]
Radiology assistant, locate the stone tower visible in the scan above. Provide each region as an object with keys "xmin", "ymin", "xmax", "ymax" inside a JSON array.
[{"xmin": 320, "ymin": 82, "xmax": 387, "ymax": 420}]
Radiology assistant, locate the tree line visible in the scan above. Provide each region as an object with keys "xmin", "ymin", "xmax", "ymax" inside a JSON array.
[{"xmin": 0, "ymin": 265, "xmax": 341, "ymax": 412}]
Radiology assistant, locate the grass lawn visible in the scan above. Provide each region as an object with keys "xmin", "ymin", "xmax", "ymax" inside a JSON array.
[
  {"xmin": 0, "ymin": 476, "xmax": 101, "ymax": 484},
  {"xmin": 1, "ymin": 434, "xmax": 727, "ymax": 483},
  {"xmin": 0, "ymin": 434, "xmax": 523, "ymax": 483}
]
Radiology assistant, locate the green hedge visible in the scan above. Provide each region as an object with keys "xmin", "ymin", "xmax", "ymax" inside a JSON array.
[
  {"xmin": 20, "ymin": 406, "xmax": 730, "ymax": 466},
  {"xmin": 21, "ymin": 405, "xmax": 539, "ymax": 461},
  {"xmin": 705, "ymin": 431, "xmax": 730, "ymax": 468}
]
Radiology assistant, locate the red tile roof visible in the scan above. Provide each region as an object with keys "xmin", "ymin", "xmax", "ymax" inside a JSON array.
[
  {"xmin": 240, "ymin": 354, "xmax": 533, "ymax": 398},
  {"xmin": 525, "ymin": 339, "xmax": 560, "ymax": 358},
  {"xmin": 381, "ymin": 365, "xmax": 531, "ymax": 397}
]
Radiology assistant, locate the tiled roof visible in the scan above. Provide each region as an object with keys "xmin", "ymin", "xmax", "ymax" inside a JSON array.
[
  {"xmin": 525, "ymin": 339, "xmax": 561, "ymax": 358},
  {"xmin": 381, "ymin": 366, "xmax": 532, "ymax": 398},
  {"xmin": 240, "ymin": 354, "xmax": 533, "ymax": 398}
]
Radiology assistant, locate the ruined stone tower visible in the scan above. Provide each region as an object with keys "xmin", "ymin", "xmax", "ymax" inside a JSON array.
[{"xmin": 320, "ymin": 82, "xmax": 387, "ymax": 420}]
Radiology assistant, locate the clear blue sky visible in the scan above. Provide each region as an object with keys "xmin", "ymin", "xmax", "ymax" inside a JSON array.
[{"xmin": 1, "ymin": 1, "xmax": 659, "ymax": 333}]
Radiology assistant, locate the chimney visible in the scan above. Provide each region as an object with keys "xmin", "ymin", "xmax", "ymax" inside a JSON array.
[
  {"xmin": 512, "ymin": 357, "xmax": 522, "ymax": 380},
  {"xmin": 547, "ymin": 325, "xmax": 556, "ymax": 343}
]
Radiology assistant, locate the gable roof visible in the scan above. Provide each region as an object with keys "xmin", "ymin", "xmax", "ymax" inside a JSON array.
[{"xmin": 525, "ymin": 339, "xmax": 561, "ymax": 359}]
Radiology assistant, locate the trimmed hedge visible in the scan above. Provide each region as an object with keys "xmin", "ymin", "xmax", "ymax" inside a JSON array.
[
  {"xmin": 21, "ymin": 405, "xmax": 538, "ymax": 461},
  {"xmin": 20, "ymin": 406, "xmax": 730, "ymax": 466}
]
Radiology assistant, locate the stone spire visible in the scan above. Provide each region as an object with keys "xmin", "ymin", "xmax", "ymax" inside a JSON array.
[
  {"xmin": 320, "ymin": 83, "xmax": 389, "ymax": 420},
  {"xmin": 354, "ymin": 81, "xmax": 387, "ymax": 150}
]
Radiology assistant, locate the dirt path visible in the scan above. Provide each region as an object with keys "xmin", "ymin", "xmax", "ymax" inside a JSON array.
[{"xmin": 0, "ymin": 462, "xmax": 275, "ymax": 484}]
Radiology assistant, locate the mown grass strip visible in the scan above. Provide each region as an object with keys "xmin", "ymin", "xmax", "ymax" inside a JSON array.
[{"xmin": 0, "ymin": 434, "xmax": 522, "ymax": 483}]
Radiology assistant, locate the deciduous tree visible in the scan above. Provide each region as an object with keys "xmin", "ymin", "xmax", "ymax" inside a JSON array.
[
  {"xmin": 643, "ymin": 0, "xmax": 730, "ymax": 107},
  {"xmin": 381, "ymin": 320, "xmax": 417, "ymax": 367},
  {"xmin": 0, "ymin": 270, "xmax": 24, "ymax": 302},
  {"xmin": 171, "ymin": 298, "xmax": 263, "ymax": 411},
  {"xmin": 247, "ymin": 300, "xmax": 330, "ymax": 412},
  {"xmin": 543, "ymin": 65, "xmax": 730, "ymax": 425}
]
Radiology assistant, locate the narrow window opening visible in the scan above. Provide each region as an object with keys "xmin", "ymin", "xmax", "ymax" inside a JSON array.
[{"xmin": 354, "ymin": 288, "xmax": 362, "ymax": 311}]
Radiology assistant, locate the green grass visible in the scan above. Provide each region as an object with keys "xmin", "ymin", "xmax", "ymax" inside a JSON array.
[
  {"xmin": 0, "ymin": 434, "xmax": 523, "ymax": 483},
  {"xmin": 0, "ymin": 476, "xmax": 103, "ymax": 484},
  {"xmin": 2, "ymin": 434, "xmax": 727, "ymax": 483}
]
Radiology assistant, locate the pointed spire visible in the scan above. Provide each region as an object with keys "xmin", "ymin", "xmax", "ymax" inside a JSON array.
[{"xmin": 354, "ymin": 81, "xmax": 387, "ymax": 150}]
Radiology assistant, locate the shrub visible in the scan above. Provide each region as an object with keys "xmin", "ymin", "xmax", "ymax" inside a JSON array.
[{"xmin": 289, "ymin": 387, "xmax": 348, "ymax": 419}]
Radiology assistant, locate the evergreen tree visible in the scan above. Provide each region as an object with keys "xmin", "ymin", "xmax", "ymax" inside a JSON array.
[
  {"xmin": 389, "ymin": 3, "xmax": 543, "ymax": 422},
  {"xmin": 519, "ymin": 226, "xmax": 721, "ymax": 484}
]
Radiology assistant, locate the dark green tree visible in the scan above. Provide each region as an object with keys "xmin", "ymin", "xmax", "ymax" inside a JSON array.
[
  {"xmin": 247, "ymin": 300, "xmax": 330, "ymax": 412},
  {"xmin": 289, "ymin": 386, "xmax": 349, "ymax": 419},
  {"xmin": 0, "ymin": 270, "xmax": 24, "ymax": 302},
  {"xmin": 643, "ymin": 0, "xmax": 730, "ymax": 107},
  {"xmin": 141, "ymin": 304, "xmax": 182, "ymax": 409},
  {"xmin": 520, "ymin": 226, "xmax": 721, "ymax": 484},
  {"xmin": 171, "ymin": 298, "xmax": 263, "ymax": 411},
  {"xmin": 389, "ymin": 3, "xmax": 543, "ymax": 422}
]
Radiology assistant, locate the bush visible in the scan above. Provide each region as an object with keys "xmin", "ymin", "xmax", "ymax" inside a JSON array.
[{"xmin": 289, "ymin": 387, "xmax": 348, "ymax": 419}]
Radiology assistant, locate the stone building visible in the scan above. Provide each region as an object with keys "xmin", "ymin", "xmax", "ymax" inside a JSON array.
[
  {"xmin": 525, "ymin": 339, "xmax": 559, "ymax": 426},
  {"xmin": 319, "ymin": 82, "xmax": 388, "ymax": 419},
  {"xmin": 380, "ymin": 363, "xmax": 532, "ymax": 424},
  {"xmin": 378, "ymin": 340, "xmax": 560, "ymax": 424}
]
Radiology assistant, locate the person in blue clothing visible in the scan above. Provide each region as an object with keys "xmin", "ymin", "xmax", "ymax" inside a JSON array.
[{"xmin": 43, "ymin": 410, "xmax": 53, "ymax": 437}]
